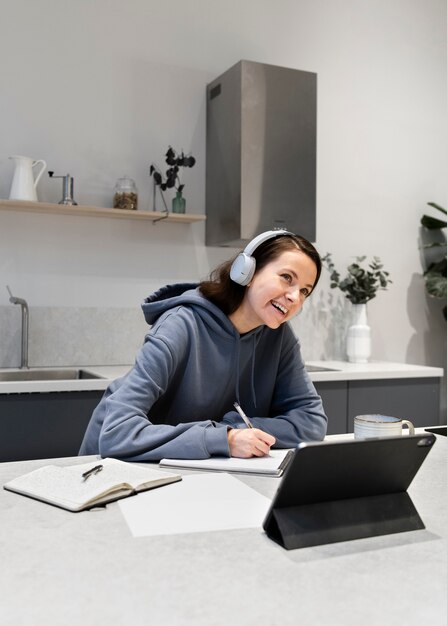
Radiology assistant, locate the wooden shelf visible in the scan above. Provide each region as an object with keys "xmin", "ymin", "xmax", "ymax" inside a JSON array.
[{"xmin": 0, "ymin": 199, "xmax": 206, "ymax": 223}]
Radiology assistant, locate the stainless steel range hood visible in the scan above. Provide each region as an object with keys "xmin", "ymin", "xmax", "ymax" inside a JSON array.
[{"xmin": 206, "ymin": 60, "xmax": 317, "ymax": 247}]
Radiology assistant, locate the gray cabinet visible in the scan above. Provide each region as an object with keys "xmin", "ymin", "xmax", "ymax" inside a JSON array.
[
  {"xmin": 1, "ymin": 376, "xmax": 440, "ymax": 461},
  {"xmin": 313, "ymin": 381, "xmax": 348, "ymax": 435},
  {"xmin": 314, "ymin": 378, "xmax": 440, "ymax": 434},
  {"xmin": 347, "ymin": 378, "xmax": 440, "ymax": 431},
  {"xmin": 0, "ymin": 390, "xmax": 103, "ymax": 462}
]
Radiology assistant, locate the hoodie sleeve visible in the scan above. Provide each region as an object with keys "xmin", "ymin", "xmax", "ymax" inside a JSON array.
[
  {"xmin": 221, "ymin": 327, "xmax": 328, "ymax": 446},
  {"xmin": 79, "ymin": 323, "xmax": 231, "ymax": 462}
]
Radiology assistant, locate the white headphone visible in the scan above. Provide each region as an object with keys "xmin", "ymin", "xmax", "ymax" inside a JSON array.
[{"xmin": 230, "ymin": 229, "xmax": 294, "ymax": 286}]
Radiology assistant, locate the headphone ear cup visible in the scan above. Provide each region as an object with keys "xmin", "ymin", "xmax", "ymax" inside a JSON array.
[
  {"xmin": 230, "ymin": 253, "xmax": 256, "ymax": 286},
  {"xmin": 230, "ymin": 229, "xmax": 291, "ymax": 286}
]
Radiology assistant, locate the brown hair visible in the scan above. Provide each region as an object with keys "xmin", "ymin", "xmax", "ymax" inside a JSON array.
[{"xmin": 199, "ymin": 233, "xmax": 321, "ymax": 315}]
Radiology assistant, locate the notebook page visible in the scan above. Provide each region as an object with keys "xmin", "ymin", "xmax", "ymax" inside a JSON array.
[{"xmin": 5, "ymin": 458, "xmax": 180, "ymax": 510}]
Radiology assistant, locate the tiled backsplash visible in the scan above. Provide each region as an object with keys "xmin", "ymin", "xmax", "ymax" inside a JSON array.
[
  {"xmin": 291, "ymin": 289, "xmax": 349, "ymax": 363},
  {"xmin": 1, "ymin": 306, "xmax": 147, "ymax": 368},
  {"xmin": 0, "ymin": 293, "xmax": 349, "ymax": 368}
]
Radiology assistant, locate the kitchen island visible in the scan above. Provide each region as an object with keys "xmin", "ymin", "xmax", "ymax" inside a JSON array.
[{"xmin": 1, "ymin": 431, "xmax": 446, "ymax": 626}]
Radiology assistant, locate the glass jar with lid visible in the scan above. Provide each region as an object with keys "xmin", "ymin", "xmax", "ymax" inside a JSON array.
[{"xmin": 113, "ymin": 176, "xmax": 138, "ymax": 210}]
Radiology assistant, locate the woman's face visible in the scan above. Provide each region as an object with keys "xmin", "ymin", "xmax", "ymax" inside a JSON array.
[{"xmin": 230, "ymin": 249, "xmax": 317, "ymax": 334}]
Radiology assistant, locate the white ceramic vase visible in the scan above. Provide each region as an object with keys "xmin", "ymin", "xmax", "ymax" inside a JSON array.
[{"xmin": 346, "ymin": 303, "xmax": 371, "ymax": 363}]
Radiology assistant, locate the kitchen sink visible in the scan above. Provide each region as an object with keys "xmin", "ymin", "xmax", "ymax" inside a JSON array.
[
  {"xmin": 305, "ymin": 365, "xmax": 340, "ymax": 372},
  {"xmin": 0, "ymin": 368, "xmax": 105, "ymax": 382}
]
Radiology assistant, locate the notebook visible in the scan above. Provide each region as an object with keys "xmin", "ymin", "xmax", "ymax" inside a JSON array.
[
  {"xmin": 4, "ymin": 458, "xmax": 181, "ymax": 512},
  {"xmin": 159, "ymin": 448, "xmax": 293, "ymax": 476},
  {"xmin": 263, "ymin": 433, "xmax": 436, "ymax": 549}
]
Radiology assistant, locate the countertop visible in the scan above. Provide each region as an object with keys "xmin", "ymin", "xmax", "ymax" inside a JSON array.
[
  {"xmin": 0, "ymin": 360, "xmax": 443, "ymax": 394},
  {"xmin": 307, "ymin": 359, "xmax": 444, "ymax": 382},
  {"xmin": 1, "ymin": 430, "xmax": 446, "ymax": 626}
]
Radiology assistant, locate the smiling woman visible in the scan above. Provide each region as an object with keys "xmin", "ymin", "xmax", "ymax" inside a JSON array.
[
  {"xmin": 229, "ymin": 249, "xmax": 318, "ymax": 333},
  {"xmin": 200, "ymin": 230, "xmax": 322, "ymax": 321},
  {"xmin": 79, "ymin": 231, "xmax": 327, "ymax": 462}
]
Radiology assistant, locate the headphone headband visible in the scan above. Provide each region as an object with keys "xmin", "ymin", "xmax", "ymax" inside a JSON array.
[{"xmin": 242, "ymin": 229, "xmax": 294, "ymax": 256}]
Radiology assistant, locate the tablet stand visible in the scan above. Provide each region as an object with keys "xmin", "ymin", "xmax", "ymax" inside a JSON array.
[{"xmin": 265, "ymin": 492, "xmax": 424, "ymax": 550}]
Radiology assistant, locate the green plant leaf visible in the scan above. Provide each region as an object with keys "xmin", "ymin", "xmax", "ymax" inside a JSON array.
[
  {"xmin": 424, "ymin": 272, "xmax": 447, "ymax": 298},
  {"xmin": 150, "ymin": 146, "xmax": 195, "ymax": 192},
  {"xmin": 322, "ymin": 253, "xmax": 391, "ymax": 303},
  {"xmin": 427, "ymin": 202, "xmax": 447, "ymax": 217},
  {"xmin": 420, "ymin": 203, "xmax": 447, "ymax": 318},
  {"xmin": 426, "ymin": 257, "xmax": 447, "ymax": 275},
  {"xmin": 421, "ymin": 215, "xmax": 447, "ymax": 229}
]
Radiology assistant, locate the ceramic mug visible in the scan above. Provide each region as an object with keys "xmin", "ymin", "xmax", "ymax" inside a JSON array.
[{"xmin": 354, "ymin": 414, "xmax": 415, "ymax": 439}]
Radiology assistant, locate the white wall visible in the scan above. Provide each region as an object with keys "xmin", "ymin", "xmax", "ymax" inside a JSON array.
[{"xmin": 1, "ymin": 0, "xmax": 446, "ymax": 417}]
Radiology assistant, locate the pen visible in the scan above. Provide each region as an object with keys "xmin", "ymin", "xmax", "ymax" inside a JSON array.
[
  {"xmin": 82, "ymin": 464, "xmax": 103, "ymax": 480},
  {"xmin": 233, "ymin": 402, "xmax": 254, "ymax": 429}
]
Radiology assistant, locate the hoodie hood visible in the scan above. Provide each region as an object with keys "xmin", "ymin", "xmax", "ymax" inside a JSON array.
[
  {"xmin": 142, "ymin": 282, "xmax": 250, "ymax": 338},
  {"xmin": 142, "ymin": 283, "xmax": 199, "ymax": 325}
]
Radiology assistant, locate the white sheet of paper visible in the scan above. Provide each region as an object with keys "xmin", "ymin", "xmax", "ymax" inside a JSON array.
[{"xmin": 118, "ymin": 473, "xmax": 271, "ymax": 537}]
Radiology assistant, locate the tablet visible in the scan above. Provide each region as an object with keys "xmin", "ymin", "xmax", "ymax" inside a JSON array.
[{"xmin": 263, "ymin": 433, "xmax": 436, "ymax": 549}]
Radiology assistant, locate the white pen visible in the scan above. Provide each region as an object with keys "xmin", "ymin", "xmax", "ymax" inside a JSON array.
[{"xmin": 233, "ymin": 402, "xmax": 254, "ymax": 429}]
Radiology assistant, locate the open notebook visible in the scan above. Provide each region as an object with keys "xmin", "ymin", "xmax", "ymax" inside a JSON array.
[
  {"xmin": 159, "ymin": 448, "xmax": 294, "ymax": 476},
  {"xmin": 4, "ymin": 458, "xmax": 181, "ymax": 512}
]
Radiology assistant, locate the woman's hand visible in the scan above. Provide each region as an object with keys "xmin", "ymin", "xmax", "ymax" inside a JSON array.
[{"xmin": 227, "ymin": 428, "xmax": 276, "ymax": 458}]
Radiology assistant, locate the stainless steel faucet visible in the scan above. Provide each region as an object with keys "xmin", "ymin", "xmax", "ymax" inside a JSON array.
[{"xmin": 6, "ymin": 285, "xmax": 29, "ymax": 369}]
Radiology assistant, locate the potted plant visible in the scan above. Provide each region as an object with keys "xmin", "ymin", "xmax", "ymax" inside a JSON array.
[
  {"xmin": 322, "ymin": 253, "xmax": 392, "ymax": 363},
  {"xmin": 420, "ymin": 201, "xmax": 447, "ymax": 321},
  {"xmin": 323, "ymin": 254, "xmax": 392, "ymax": 304},
  {"xmin": 149, "ymin": 147, "xmax": 196, "ymax": 214}
]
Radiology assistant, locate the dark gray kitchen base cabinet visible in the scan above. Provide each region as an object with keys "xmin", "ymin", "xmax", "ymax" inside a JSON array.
[
  {"xmin": 313, "ymin": 381, "xmax": 348, "ymax": 435},
  {"xmin": 1, "ymin": 377, "xmax": 441, "ymax": 461},
  {"xmin": 0, "ymin": 391, "xmax": 103, "ymax": 462},
  {"xmin": 314, "ymin": 378, "xmax": 440, "ymax": 435}
]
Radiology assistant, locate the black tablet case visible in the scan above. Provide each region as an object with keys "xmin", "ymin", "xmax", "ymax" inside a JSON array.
[
  {"xmin": 263, "ymin": 433, "xmax": 436, "ymax": 550},
  {"xmin": 425, "ymin": 426, "xmax": 447, "ymax": 437}
]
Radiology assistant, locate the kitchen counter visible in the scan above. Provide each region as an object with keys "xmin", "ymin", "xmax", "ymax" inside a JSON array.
[
  {"xmin": 0, "ymin": 361, "xmax": 443, "ymax": 394},
  {"xmin": 307, "ymin": 360, "xmax": 444, "ymax": 381},
  {"xmin": 0, "ymin": 365, "xmax": 130, "ymax": 394},
  {"xmin": 1, "ymin": 431, "xmax": 446, "ymax": 626}
]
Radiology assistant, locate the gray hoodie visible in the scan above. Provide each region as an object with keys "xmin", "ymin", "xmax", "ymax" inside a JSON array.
[{"xmin": 79, "ymin": 283, "xmax": 327, "ymax": 461}]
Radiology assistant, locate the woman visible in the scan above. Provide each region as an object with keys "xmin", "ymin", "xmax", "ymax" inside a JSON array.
[{"xmin": 79, "ymin": 230, "xmax": 327, "ymax": 461}]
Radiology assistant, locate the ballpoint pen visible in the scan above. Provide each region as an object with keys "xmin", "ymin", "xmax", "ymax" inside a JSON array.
[
  {"xmin": 233, "ymin": 402, "xmax": 254, "ymax": 429},
  {"xmin": 82, "ymin": 464, "xmax": 103, "ymax": 480}
]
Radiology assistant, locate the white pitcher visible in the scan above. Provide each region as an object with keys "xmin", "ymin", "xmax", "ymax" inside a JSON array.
[{"xmin": 9, "ymin": 155, "xmax": 47, "ymax": 201}]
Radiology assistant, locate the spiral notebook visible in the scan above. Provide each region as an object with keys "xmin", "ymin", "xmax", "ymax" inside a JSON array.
[{"xmin": 159, "ymin": 448, "xmax": 293, "ymax": 476}]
